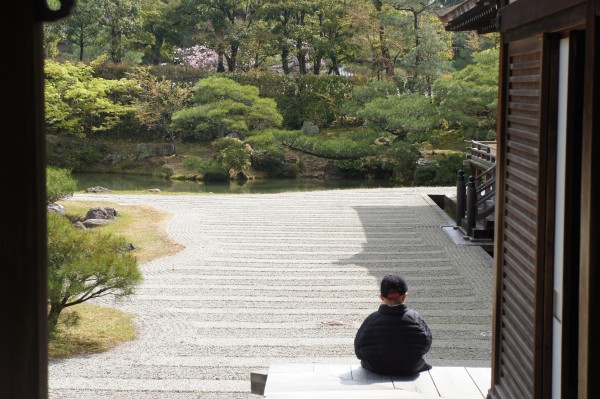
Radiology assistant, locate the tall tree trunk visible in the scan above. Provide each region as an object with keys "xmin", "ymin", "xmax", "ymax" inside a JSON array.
[
  {"xmin": 413, "ymin": 11, "xmax": 420, "ymax": 80},
  {"xmin": 282, "ymin": 47, "xmax": 290, "ymax": 74},
  {"xmin": 313, "ymin": 54, "xmax": 322, "ymax": 74},
  {"xmin": 150, "ymin": 34, "xmax": 164, "ymax": 65},
  {"xmin": 296, "ymin": 11, "xmax": 306, "ymax": 74},
  {"xmin": 329, "ymin": 56, "xmax": 340, "ymax": 75},
  {"xmin": 297, "ymin": 39, "xmax": 306, "ymax": 74},
  {"xmin": 373, "ymin": 0, "xmax": 394, "ymax": 78},
  {"xmin": 227, "ymin": 44, "xmax": 238, "ymax": 72},
  {"xmin": 254, "ymin": 52, "xmax": 260, "ymax": 68},
  {"xmin": 217, "ymin": 49, "xmax": 225, "ymax": 72},
  {"xmin": 280, "ymin": 12, "xmax": 291, "ymax": 74},
  {"xmin": 371, "ymin": 45, "xmax": 380, "ymax": 79},
  {"xmin": 78, "ymin": 28, "xmax": 84, "ymax": 61},
  {"xmin": 110, "ymin": 28, "xmax": 122, "ymax": 63},
  {"xmin": 426, "ymin": 75, "xmax": 433, "ymax": 97},
  {"xmin": 379, "ymin": 29, "xmax": 394, "ymax": 77},
  {"xmin": 314, "ymin": 12, "xmax": 324, "ymax": 74}
]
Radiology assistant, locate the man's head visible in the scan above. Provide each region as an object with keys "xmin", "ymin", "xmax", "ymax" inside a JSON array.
[{"xmin": 380, "ymin": 273, "xmax": 408, "ymax": 304}]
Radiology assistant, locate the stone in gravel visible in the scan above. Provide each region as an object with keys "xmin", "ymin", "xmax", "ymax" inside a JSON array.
[
  {"xmin": 321, "ymin": 319, "xmax": 347, "ymax": 326},
  {"xmin": 85, "ymin": 186, "xmax": 111, "ymax": 193}
]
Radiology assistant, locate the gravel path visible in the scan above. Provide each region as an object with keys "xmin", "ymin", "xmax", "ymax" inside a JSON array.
[{"xmin": 49, "ymin": 187, "xmax": 493, "ymax": 399}]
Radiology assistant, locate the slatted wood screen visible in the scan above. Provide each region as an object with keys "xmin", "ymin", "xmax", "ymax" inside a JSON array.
[{"xmin": 491, "ymin": 34, "xmax": 549, "ymax": 399}]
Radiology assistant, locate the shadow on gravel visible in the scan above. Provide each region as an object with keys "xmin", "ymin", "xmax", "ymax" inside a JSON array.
[
  {"xmin": 335, "ymin": 205, "xmax": 452, "ymax": 287},
  {"xmin": 334, "ymin": 205, "xmax": 493, "ymax": 366}
]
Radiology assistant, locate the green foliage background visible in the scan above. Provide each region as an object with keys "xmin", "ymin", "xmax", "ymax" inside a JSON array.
[{"xmin": 42, "ymin": 0, "xmax": 500, "ymax": 187}]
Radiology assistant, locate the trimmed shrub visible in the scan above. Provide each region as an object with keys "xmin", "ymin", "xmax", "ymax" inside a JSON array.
[
  {"xmin": 171, "ymin": 76, "xmax": 283, "ymax": 142},
  {"xmin": 47, "ymin": 167, "xmax": 77, "ymax": 204}
]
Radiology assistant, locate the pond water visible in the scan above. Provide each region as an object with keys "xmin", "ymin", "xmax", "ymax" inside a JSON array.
[{"xmin": 73, "ymin": 172, "xmax": 396, "ymax": 194}]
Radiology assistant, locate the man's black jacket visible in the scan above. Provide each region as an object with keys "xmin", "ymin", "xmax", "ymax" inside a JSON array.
[{"xmin": 354, "ymin": 303, "xmax": 432, "ymax": 376}]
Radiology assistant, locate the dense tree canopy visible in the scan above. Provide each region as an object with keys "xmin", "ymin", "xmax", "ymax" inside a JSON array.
[
  {"xmin": 46, "ymin": 0, "xmax": 477, "ymax": 81},
  {"xmin": 433, "ymin": 48, "xmax": 499, "ymax": 140},
  {"xmin": 42, "ymin": 0, "xmax": 500, "ymax": 187},
  {"xmin": 44, "ymin": 59, "xmax": 138, "ymax": 137}
]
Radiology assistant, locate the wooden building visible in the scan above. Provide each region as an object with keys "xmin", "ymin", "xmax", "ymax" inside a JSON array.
[{"xmin": 439, "ymin": 1, "xmax": 599, "ymax": 398}]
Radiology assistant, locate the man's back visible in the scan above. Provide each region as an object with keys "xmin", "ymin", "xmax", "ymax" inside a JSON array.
[{"xmin": 354, "ymin": 303, "xmax": 432, "ymax": 376}]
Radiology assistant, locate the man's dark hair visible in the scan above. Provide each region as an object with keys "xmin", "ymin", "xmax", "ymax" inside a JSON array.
[{"xmin": 380, "ymin": 273, "xmax": 408, "ymax": 299}]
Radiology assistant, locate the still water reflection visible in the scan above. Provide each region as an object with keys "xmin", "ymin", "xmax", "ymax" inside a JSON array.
[{"xmin": 73, "ymin": 173, "xmax": 395, "ymax": 194}]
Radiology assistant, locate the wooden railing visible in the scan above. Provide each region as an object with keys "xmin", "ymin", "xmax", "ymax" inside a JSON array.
[
  {"xmin": 465, "ymin": 140, "xmax": 496, "ymax": 175},
  {"xmin": 456, "ymin": 141, "xmax": 497, "ymax": 238}
]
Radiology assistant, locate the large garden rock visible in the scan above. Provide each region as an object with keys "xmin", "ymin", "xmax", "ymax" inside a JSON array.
[
  {"xmin": 84, "ymin": 207, "xmax": 119, "ymax": 220},
  {"xmin": 301, "ymin": 121, "xmax": 319, "ymax": 136}
]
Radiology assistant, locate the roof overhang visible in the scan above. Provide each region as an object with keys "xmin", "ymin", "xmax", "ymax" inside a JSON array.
[{"xmin": 436, "ymin": 0, "xmax": 498, "ymax": 34}]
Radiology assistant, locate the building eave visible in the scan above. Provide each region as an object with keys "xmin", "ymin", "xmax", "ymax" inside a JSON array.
[{"xmin": 437, "ymin": 0, "xmax": 499, "ymax": 34}]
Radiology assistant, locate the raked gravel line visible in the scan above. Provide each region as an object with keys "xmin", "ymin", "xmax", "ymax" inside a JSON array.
[{"xmin": 49, "ymin": 187, "xmax": 493, "ymax": 399}]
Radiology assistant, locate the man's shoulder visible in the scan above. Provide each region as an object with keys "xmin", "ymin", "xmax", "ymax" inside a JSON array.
[
  {"xmin": 366, "ymin": 310, "xmax": 382, "ymax": 320},
  {"xmin": 403, "ymin": 308, "xmax": 429, "ymax": 324},
  {"xmin": 404, "ymin": 308, "xmax": 423, "ymax": 319}
]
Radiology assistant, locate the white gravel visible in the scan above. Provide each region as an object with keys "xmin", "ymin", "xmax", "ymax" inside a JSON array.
[{"xmin": 49, "ymin": 187, "xmax": 493, "ymax": 398}]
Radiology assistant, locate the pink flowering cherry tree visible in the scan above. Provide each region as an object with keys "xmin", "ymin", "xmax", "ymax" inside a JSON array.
[{"xmin": 173, "ymin": 45, "xmax": 219, "ymax": 71}]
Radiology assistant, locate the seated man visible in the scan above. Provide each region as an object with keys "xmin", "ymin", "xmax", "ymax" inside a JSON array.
[{"xmin": 354, "ymin": 273, "xmax": 432, "ymax": 376}]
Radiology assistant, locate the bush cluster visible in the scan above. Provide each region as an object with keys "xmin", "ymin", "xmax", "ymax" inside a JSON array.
[
  {"xmin": 50, "ymin": 53, "xmax": 497, "ymax": 186},
  {"xmin": 47, "ymin": 135, "xmax": 110, "ymax": 170},
  {"xmin": 413, "ymin": 153, "xmax": 465, "ymax": 186}
]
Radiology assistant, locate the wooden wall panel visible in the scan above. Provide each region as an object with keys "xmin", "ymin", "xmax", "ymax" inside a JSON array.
[{"xmin": 490, "ymin": 34, "xmax": 549, "ymax": 399}]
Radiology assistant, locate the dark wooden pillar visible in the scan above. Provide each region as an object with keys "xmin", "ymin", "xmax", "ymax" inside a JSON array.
[
  {"xmin": 456, "ymin": 169, "xmax": 466, "ymax": 225},
  {"xmin": 579, "ymin": 3, "xmax": 600, "ymax": 398},
  {"xmin": 0, "ymin": 1, "xmax": 48, "ymax": 399},
  {"xmin": 466, "ymin": 175, "xmax": 476, "ymax": 236},
  {"xmin": 0, "ymin": 1, "xmax": 74, "ymax": 397}
]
